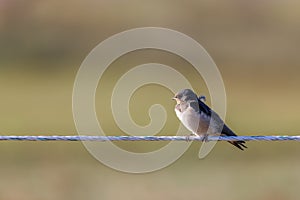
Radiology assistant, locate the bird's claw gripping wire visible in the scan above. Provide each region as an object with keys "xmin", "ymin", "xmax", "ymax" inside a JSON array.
[{"xmin": 201, "ymin": 134, "xmax": 209, "ymax": 142}]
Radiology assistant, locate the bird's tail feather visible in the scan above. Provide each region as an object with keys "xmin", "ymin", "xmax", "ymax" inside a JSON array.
[
  {"xmin": 228, "ymin": 141, "xmax": 247, "ymax": 151},
  {"xmin": 221, "ymin": 124, "xmax": 247, "ymax": 150}
]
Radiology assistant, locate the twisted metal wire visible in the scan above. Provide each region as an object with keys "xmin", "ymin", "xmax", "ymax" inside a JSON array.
[{"xmin": 0, "ymin": 135, "xmax": 299, "ymax": 141}]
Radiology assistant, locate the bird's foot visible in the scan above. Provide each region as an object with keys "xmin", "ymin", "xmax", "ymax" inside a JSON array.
[{"xmin": 201, "ymin": 134, "xmax": 209, "ymax": 142}]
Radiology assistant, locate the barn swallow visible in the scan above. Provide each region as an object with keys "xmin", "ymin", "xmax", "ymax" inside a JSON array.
[{"xmin": 172, "ymin": 89, "xmax": 247, "ymax": 150}]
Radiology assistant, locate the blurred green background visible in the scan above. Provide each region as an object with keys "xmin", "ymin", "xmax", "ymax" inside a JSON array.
[{"xmin": 1, "ymin": 1, "xmax": 300, "ymax": 200}]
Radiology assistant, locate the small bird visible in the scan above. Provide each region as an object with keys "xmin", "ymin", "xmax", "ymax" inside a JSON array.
[{"xmin": 172, "ymin": 89, "xmax": 247, "ymax": 150}]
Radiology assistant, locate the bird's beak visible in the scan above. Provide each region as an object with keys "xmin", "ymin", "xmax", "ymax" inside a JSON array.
[{"xmin": 172, "ymin": 97, "xmax": 181, "ymax": 104}]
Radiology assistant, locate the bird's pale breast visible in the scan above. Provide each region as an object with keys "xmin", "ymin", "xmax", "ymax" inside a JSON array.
[{"xmin": 175, "ymin": 104, "xmax": 211, "ymax": 135}]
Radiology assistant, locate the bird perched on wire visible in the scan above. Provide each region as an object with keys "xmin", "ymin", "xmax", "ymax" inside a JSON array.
[{"xmin": 172, "ymin": 89, "xmax": 247, "ymax": 150}]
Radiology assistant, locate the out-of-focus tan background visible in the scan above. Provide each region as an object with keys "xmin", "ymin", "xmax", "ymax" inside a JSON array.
[{"xmin": 1, "ymin": 1, "xmax": 300, "ymax": 200}]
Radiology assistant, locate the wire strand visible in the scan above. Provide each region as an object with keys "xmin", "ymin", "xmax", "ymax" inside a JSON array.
[{"xmin": 0, "ymin": 135, "xmax": 299, "ymax": 141}]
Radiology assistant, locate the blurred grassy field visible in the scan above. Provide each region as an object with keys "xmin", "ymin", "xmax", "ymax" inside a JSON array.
[{"xmin": 1, "ymin": 1, "xmax": 300, "ymax": 200}]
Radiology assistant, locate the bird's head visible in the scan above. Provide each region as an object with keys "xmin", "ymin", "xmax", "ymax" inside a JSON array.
[{"xmin": 172, "ymin": 89, "xmax": 198, "ymax": 104}]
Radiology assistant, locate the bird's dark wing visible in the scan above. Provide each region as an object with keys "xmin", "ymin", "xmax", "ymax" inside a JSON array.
[
  {"xmin": 221, "ymin": 124, "xmax": 237, "ymax": 136},
  {"xmin": 197, "ymin": 98, "xmax": 212, "ymax": 116}
]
